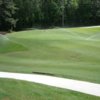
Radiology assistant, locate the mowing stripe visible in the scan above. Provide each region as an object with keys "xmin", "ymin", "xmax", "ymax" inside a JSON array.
[
  {"xmin": 0, "ymin": 72, "xmax": 100, "ymax": 97},
  {"xmin": 86, "ymin": 33, "xmax": 100, "ymax": 40}
]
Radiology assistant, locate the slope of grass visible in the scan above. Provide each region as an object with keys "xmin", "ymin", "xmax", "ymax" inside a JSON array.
[
  {"xmin": 0, "ymin": 27, "xmax": 100, "ymax": 83},
  {"xmin": 0, "ymin": 34, "xmax": 27, "ymax": 53},
  {"xmin": 0, "ymin": 79, "xmax": 100, "ymax": 100}
]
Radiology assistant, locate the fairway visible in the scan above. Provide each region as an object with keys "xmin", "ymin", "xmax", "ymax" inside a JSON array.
[
  {"xmin": 0, "ymin": 0, "xmax": 100, "ymax": 99},
  {"xmin": 0, "ymin": 27, "xmax": 100, "ymax": 99},
  {"xmin": 0, "ymin": 27, "xmax": 100, "ymax": 83}
]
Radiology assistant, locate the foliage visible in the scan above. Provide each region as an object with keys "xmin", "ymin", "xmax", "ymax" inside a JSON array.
[
  {"xmin": 0, "ymin": 0, "xmax": 100, "ymax": 31},
  {"xmin": 0, "ymin": 0, "xmax": 17, "ymax": 31}
]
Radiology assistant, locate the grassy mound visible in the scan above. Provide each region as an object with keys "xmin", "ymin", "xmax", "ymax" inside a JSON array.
[{"xmin": 0, "ymin": 34, "xmax": 27, "ymax": 53}]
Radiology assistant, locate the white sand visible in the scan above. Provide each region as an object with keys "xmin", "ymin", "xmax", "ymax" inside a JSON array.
[{"xmin": 0, "ymin": 72, "xmax": 100, "ymax": 97}]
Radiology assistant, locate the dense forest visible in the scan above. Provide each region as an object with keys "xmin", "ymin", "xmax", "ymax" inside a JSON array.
[{"xmin": 0, "ymin": 0, "xmax": 100, "ymax": 31}]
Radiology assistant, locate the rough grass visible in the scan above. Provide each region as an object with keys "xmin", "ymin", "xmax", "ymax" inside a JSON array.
[
  {"xmin": 0, "ymin": 27, "xmax": 100, "ymax": 84},
  {"xmin": 0, "ymin": 78, "xmax": 100, "ymax": 100}
]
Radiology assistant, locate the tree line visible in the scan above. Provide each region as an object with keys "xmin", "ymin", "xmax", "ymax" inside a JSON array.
[{"xmin": 0, "ymin": 0, "xmax": 100, "ymax": 31}]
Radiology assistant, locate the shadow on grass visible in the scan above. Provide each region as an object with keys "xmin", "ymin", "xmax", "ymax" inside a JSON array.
[{"xmin": 32, "ymin": 72, "xmax": 55, "ymax": 76}]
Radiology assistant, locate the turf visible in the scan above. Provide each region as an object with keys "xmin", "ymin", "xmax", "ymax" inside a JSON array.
[
  {"xmin": 0, "ymin": 27, "xmax": 100, "ymax": 84},
  {"xmin": 0, "ymin": 34, "xmax": 27, "ymax": 53},
  {"xmin": 0, "ymin": 78, "xmax": 100, "ymax": 100}
]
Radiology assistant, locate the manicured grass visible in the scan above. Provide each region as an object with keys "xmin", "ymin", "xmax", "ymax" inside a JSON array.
[
  {"xmin": 0, "ymin": 34, "xmax": 27, "ymax": 53},
  {"xmin": 0, "ymin": 27, "xmax": 100, "ymax": 83},
  {"xmin": 0, "ymin": 78, "xmax": 100, "ymax": 100}
]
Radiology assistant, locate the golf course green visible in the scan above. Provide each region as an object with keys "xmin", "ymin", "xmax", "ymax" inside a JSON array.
[{"xmin": 0, "ymin": 27, "xmax": 100, "ymax": 99}]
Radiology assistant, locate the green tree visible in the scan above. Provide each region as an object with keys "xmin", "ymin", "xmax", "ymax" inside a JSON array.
[
  {"xmin": 0, "ymin": 0, "xmax": 100, "ymax": 31},
  {"xmin": 0, "ymin": 0, "xmax": 17, "ymax": 31}
]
